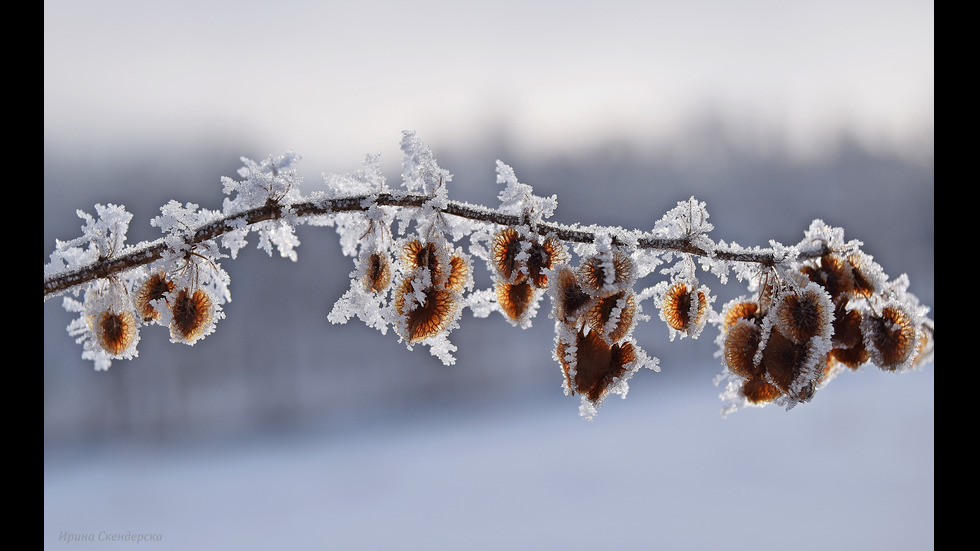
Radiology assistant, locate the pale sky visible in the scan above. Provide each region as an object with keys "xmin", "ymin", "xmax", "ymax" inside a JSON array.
[{"xmin": 44, "ymin": 0, "xmax": 934, "ymax": 171}]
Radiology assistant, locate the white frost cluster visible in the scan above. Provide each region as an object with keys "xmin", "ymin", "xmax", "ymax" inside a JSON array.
[
  {"xmin": 495, "ymin": 160, "xmax": 558, "ymax": 223},
  {"xmin": 44, "ymin": 204, "xmax": 133, "ymax": 283},
  {"xmin": 220, "ymin": 152, "xmax": 304, "ymax": 261}
]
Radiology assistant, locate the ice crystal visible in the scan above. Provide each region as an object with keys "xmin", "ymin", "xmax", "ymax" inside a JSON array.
[
  {"xmin": 44, "ymin": 204, "xmax": 133, "ymax": 286},
  {"xmin": 219, "ymin": 152, "xmax": 304, "ymax": 262},
  {"xmin": 495, "ymin": 161, "xmax": 558, "ymax": 222}
]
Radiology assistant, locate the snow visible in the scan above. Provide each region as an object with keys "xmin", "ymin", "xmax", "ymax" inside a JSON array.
[{"xmin": 44, "ymin": 366, "xmax": 933, "ymax": 551}]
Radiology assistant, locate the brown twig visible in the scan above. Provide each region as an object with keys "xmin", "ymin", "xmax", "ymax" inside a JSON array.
[{"xmin": 44, "ymin": 193, "xmax": 827, "ymax": 299}]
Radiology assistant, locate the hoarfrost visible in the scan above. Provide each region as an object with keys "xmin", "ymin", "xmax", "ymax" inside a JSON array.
[
  {"xmin": 45, "ymin": 204, "xmax": 133, "ymax": 284},
  {"xmin": 495, "ymin": 160, "xmax": 558, "ymax": 222}
]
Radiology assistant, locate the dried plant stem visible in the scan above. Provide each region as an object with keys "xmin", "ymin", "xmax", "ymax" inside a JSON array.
[{"xmin": 44, "ymin": 192, "xmax": 827, "ymax": 299}]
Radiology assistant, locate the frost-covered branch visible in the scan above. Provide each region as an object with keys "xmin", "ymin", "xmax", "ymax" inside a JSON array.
[
  {"xmin": 43, "ymin": 193, "xmax": 824, "ymax": 299},
  {"xmin": 43, "ymin": 131, "xmax": 934, "ymax": 418}
]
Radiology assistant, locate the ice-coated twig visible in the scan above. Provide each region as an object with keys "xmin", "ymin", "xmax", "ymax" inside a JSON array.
[{"xmin": 43, "ymin": 132, "xmax": 933, "ymax": 418}]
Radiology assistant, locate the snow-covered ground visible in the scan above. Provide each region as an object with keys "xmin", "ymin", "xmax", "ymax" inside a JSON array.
[{"xmin": 44, "ymin": 364, "xmax": 934, "ymax": 551}]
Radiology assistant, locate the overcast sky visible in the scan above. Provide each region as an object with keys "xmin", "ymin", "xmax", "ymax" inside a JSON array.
[{"xmin": 44, "ymin": 0, "xmax": 934, "ymax": 172}]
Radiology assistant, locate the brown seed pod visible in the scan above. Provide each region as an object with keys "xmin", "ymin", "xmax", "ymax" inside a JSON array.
[
  {"xmin": 662, "ymin": 282, "xmax": 707, "ymax": 333},
  {"xmin": 361, "ymin": 252, "xmax": 393, "ymax": 293},
  {"xmin": 741, "ymin": 378, "xmax": 782, "ymax": 404},
  {"xmin": 817, "ymin": 254, "xmax": 855, "ymax": 300},
  {"xmin": 847, "ymin": 252, "xmax": 879, "ymax": 297},
  {"xmin": 773, "ymin": 286, "xmax": 832, "ymax": 344},
  {"xmin": 760, "ymin": 329, "xmax": 817, "ymax": 402},
  {"xmin": 579, "ymin": 250, "xmax": 633, "ymax": 296},
  {"xmin": 170, "ymin": 288, "xmax": 214, "ymax": 343},
  {"xmin": 525, "ymin": 236, "xmax": 567, "ymax": 288},
  {"xmin": 135, "ymin": 272, "xmax": 175, "ymax": 322},
  {"xmin": 492, "ymin": 228, "xmax": 524, "ymax": 282},
  {"xmin": 95, "ymin": 309, "xmax": 138, "ymax": 356},
  {"xmin": 830, "ymin": 343, "xmax": 870, "ymax": 369},
  {"xmin": 799, "ymin": 264, "xmax": 820, "ymax": 285},
  {"xmin": 831, "ymin": 299, "xmax": 862, "ymax": 348},
  {"xmin": 402, "ymin": 239, "xmax": 447, "ymax": 283},
  {"xmin": 496, "ymin": 280, "xmax": 535, "ymax": 322},
  {"xmin": 724, "ymin": 319, "xmax": 763, "ymax": 380},
  {"xmin": 864, "ymin": 304, "xmax": 918, "ymax": 370},
  {"xmin": 722, "ymin": 301, "xmax": 759, "ymax": 332},
  {"xmin": 801, "ymin": 254, "xmax": 854, "ymax": 301},
  {"xmin": 910, "ymin": 318, "xmax": 934, "ymax": 369},
  {"xmin": 557, "ymin": 329, "xmax": 635, "ymax": 403},
  {"xmin": 394, "ymin": 278, "xmax": 459, "ymax": 343},
  {"xmin": 554, "ymin": 267, "xmax": 594, "ymax": 326},
  {"xmin": 586, "ymin": 291, "xmax": 636, "ymax": 343},
  {"xmin": 446, "ymin": 254, "xmax": 469, "ymax": 293},
  {"xmin": 829, "ymin": 303, "xmax": 867, "ymax": 368}
]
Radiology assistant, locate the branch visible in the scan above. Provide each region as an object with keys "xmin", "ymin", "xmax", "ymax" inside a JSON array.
[
  {"xmin": 42, "ymin": 132, "xmax": 934, "ymax": 419},
  {"xmin": 43, "ymin": 193, "xmax": 823, "ymax": 299}
]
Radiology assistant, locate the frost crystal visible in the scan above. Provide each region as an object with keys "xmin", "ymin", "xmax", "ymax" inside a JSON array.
[
  {"xmin": 400, "ymin": 130, "xmax": 450, "ymax": 199},
  {"xmin": 220, "ymin": 152, "xmax": 304, "ymax": 261},
  {"xmin": 495, "ymin": 161, "xmax": 558, "ymax": 222},
  {"xmin": 45, "ymin": 204, "xmax": 133, "ymax": 284}
]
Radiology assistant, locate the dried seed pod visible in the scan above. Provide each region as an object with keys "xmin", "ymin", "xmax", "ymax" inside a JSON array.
[
  {"xmin": 401, "ymin": 239, "xmax": 448, "ymax": 284},
  {"xmin": 446, "ymin": 254, "xmax": 470, "ymax": 293},
  {"xmin": 801, "ymin": 254, "xmax": 854, "ymax": 301},
  {"xmin": 741, "ymin": 378, "xmax": 782, "ymax": 404},
  {"xmin": 829, "ymin": 302, "xmax": 867, "ymax": 368},
  {"xmin": 557, "ymin": 329, "xmax": 635, "ymax": 404},
  {"xmin": 722, "ymin": 300, "xmax": 759, "ymax": 332},
  {"xmin": 94, "ymin": 308, "xmax": 138, "ymax": 356},
  {"xmin": 393, "ymin": 278, "xmax": 459, "ymax": 343},
  {"xmin": 910, "ymin": 318, "xmax": 934, "ymax": 369},
  {"xmin": 492, "ymin": 228, "xmax": 524, "ymax": 282},
  {"xmin": 496, "ymin": 280, "xmax": 535, "ymax": 322},
  {"xmin": 662, "ymin": 282, "xmax": 707, "ymax": 333},
  {"xmin": 579, "ymin": 250, "xmax": 633, "ymax": 296},
  {"xmin": 492, "ymin": 229, "xmax": 566, "ymax": 289},
  {"xmin": 586, "ymin": 291, "xmax": 635, "ymax": 343},
  {"xmin": 724, "ymin": 319, "xmax": 763, "ymax": 380},
  {"xmin": 760, "ymin": 329, "xmax": 818, "ymax": 402},
  {"xmin": 554, "ymin": 267, "xmax": 594, "ymax": 327},
  {"xmin": 773, "ymin": 285, "xmax": 832, "ymax": 344},
  {"xmin": 847, "ymin": 252, "xmax": 879, "ymax": 297},
  {"xmin": 361, "ymin": 252, "xmax": 393, "ymax": 293},
  {"xmin": 830, "ymin": 342, "xmax": 869, "ymax": 369},
  {"xmin": 817, "ymin": 254, "xmax": 855, "ymax": 300},
  {"xmin": 170, "ymin": 288, "xmax": 214, "ymax": 343},
  {"xmin": 135, "ymin": 272, "xmax": 175, "ymax": 322},
  {"xmin": 864, "ymin": 304, "xmax": 918, "ymax": 370},
  {"xmin": 525, "ymin": 236, "xmax": 566, "ymax": 288}
]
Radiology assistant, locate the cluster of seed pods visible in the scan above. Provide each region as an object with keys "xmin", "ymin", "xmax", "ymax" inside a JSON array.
[
  {"xmin": 547, "ymin": 245, "xmax": 644, "ymax": 409},
  {"xmin": 87, "ymin": 267, "xmax": 218, "ymax": 364},
  {"xmin": 720, "ymin": 251, "xmax": 932, "ymax": 408}
]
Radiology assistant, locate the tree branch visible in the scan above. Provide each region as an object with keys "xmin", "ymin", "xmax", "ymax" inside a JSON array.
[{"xmin": 43, "ymin": 193, "xmax": 825, "ymax": 299}]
